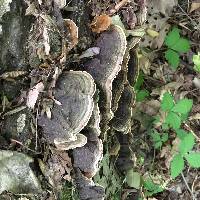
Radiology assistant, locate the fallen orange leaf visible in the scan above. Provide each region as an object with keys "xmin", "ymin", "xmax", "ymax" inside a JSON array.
[{"xmin": 90, "ymin": 14, "xmax": 111, "ymax": 33}]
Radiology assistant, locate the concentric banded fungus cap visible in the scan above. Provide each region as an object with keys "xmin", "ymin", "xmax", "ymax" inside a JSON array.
[
  {"xmin": 111, "ymin": 85, "xmax": 134, "ymax": 133},
  {"xmin": 38, "ymin": 71, "xmax": 95, "ymax": 150},
  {"xmin": 75, "ymin": 169, "xmax": 105, "ymax": 200},
  {"xmin": 73, "ymin": 138, "xmax": 103, "ymax": 178},
  {"xmin": 85, "ymin": 25, "xmax": 127, "ymax": 119}
]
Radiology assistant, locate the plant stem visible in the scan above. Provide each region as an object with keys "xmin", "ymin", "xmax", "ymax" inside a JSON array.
[{"xmin": 181, "ymin": 172, "xmax": 196, "ymax": 200}]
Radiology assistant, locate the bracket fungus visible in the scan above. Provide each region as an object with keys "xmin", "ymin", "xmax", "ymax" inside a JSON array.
[
  {"xmin": 111, "ymin": 85, "xmax": 134, "ymax": 133},
  {"xmin": 73, "ymin": 138, "xmax": 103, "ymax": 178},
  {"xmin": 85, "ymin": 25, "xmax": 127, "ymax": 125},
  {"xmin": 75, "ymin": 169, "xmax": 105, "ymax": 200},
  {"xmin": 38, "ymin": 71, "xmax": 96, "ymax": 150}
]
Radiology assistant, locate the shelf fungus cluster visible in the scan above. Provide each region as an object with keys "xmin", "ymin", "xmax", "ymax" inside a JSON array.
[
  {"xmin": 38, "ymin": 24, "xmax": 137, "ymax": 199},
  {"xmin": 0, "ymin": 0, "xmax": 142, "ymax": 199}
]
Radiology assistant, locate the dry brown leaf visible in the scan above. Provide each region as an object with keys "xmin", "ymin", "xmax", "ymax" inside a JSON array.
[
  {"xmin": 0, "ymin": 70, "xmax": 27, "ymax": 79},
  {"xmin": 149, "ymin": 0, "xmax": 178, "ymax": 16},
  {"xmin": 90, "ymin": 14, "xmax": 111, "ymax": 33},
  {"xmin": 25, "ymin": 2, "xmax": 38, "ymax": 16},
  {"xmin": 189, "ymin": 113, "xmax": 200, "ymax": 121},
  {"xmin": 26, "ymin": 82, "xmax": 44, "ymax": 109},
  {"xmin": 137, "ymin": 100, "xmax": 160, "ymax": 116},
  {"xmin": 139, "ymin": 54, "xmax": 151, "ymax": 75},
  {"xmin": 151, "ymin": 81, "xmax": 183, "ymax": 97},
  {"xmin": 109, "ymin": 0, "xmax": 129, "ymax": 15},
  {"xmin": 190, "ymin": 2, "xmax": 200, "ymax": 13},
  {"xmin": 193, "ymin": 77, "xmax": 200, "ymax": 89},
  {"xmin": 55, "ymin": 0, "xmax": 66, "ymax": 8},
  {"xmin": 160, "ymin": 138, "xmax": 180, "ymax": 169},
  {"xmin": 146, "ymin": 28, "xmax": 159, "ymax": 38},
  {"xmin": 64, "ymin": 19, "xmax": 78, "ymax": 50}
]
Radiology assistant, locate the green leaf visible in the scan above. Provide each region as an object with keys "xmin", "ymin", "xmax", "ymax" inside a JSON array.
[
  {"xmin": 194, "ymin": 64, "xmax": 200, "ymax": 73},
  {"xmin": 154, "ymin": 141, "xmax": 162, "ymax": 149},
  {"xmin": 171, "ymin": 38, "xmax": 190, "ymax": 53},
  {"xmin": 165, "ymin": 112, "xmax": 181, "ymax": 129},
  {"xmin": 193, "ymin": 53, "xmax": 200, "ymax": 72},
  {"xmin": 153, "ymin": 116, "xmax": 160, "ymax": 125},
  {"xmin": 161, "ymin": 133, "xmax": 168, "ymax": 142},
  {"xmin": 180, "ymin": 112, "xmax": 189, "ymax": 121},
  {"xmin": 150, "ymin": 130, "xmax": 161, "ymax": 142},
  {"xmin": 172, "ymin": 99, "xmax": 193, "ymax": 114},
  {"xmin": 126, "ymin": 170, "xmax": 141, "ymax": 189},
  {"xmin": 185, "ymin": 152, "xmax": 200, "ymax": 168},
  {"xmin": 134, "ymin": 71, "xmax": 144, "ymax": 91},
  {"xmin": 179, "ymin": 133, "xmax": 195, "ymax": 155},
  {"xmin": 193, "ymin": 53, "xmax": 200, "ymax": 66},
  {"xmin": 165, "ymin": 49, "xmax": 180, "ymax": 69},
  {"xmin": 143, "ymin": 179, "xmax": 163, "ymax": 196},
  {"xmin": 136, "ymin": 89, "xmax": 149, "ymax": 102},
  {"xmin": 161, "ymin": 92, "xmax": 174, "ymax": 111},
  {"xmin": 175, "ymin": 129, "xmax": 188, "ymax": 140},
  {"xmin": 164, "ymin": 27, "xmax": 180, "ymax": 48},
  {"xmin": 170, "ymin": 154, "xmax": 184, "ymax": 178},
  {"xmin": 162, "ymin": 123, "xmax": 169, "ymax": 130}
]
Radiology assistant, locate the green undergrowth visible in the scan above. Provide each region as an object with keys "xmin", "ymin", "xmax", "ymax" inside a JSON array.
[{"xmin": 94, "ymin": 150, "xmax": 123, "ymax": 200}]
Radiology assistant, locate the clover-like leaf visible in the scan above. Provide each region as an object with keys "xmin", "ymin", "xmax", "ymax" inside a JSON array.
[
  {"xmin": 185, "ymin": 152, "xmax": 200, "ymax": 168},
  {"xmin": 143, "ymin": 179, "xmax": 164, "ymax": 196},
  {"xmin": 175, "ymin": 129, "xmax": 188, "ymax": 140},
  {"xmin": 164, "ymin": 27, "xmax": 180, "ymax": 48},
  {"xmin": 171, "ymin": 38, "xmax": 190, "ymax": 53},
  {"xmin": 161, "ymin": 133, "xmax": 168, "ymax": 142},
  {"xmin": 165, "ymin": 112, "xmax": 181, "ymax": 129},
  {"xmin": 161, "ymin": 92, "xmax": 174, "ymax": 111},
  {"xmin": 165, "ymin": 49, "xmax": 180, "ymax": 69},
  {"xmin": 179, "ymin": 133, "xmax": 195, "ymax": 155},
  {"xmin": 172, "ymin": 99, "xmax": 193, "ymax": 114},
  {"xmin": 170, "ymin": 154, "xmax": 184, "ymax": 178}
]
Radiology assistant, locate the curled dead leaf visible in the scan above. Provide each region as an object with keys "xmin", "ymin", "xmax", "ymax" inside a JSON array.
[
  {"xmin": 0, "ymin": 70, "xmax": 27, "ymax": 79},
  {"xmin": 64, "ymin": 19, "xmax": 78, "ymax": 50},
  {"xmin": 90, "ymin": 14, "xmax": 111, "ymax": 33},
  {"xmin": 26, "ymin": 82, "xmax": 44, "ymax": 109},
  {"xmin": 146, "ymin": 28, "xmax": 159, "ymax": 38}
]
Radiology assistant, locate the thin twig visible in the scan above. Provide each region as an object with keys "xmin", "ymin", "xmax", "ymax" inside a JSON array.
[
  {"xmin": 108, "ymin": 0, "xmax": 129, "ymax": 15},
  {"xmin": 177, "ymin": 4, "xmax": 199, "ymax": 30},
  {"xmin": 35, "ymin": 108, "xmax": 39, "ymax": 150},
  {"xmin": 181, "ymin": 172, "xmax": 196, "ymax": 200},
  {"xmin": 184, "ymin": 123, "xmax": 200, "ymax": 141},
  {"xmin": 191, "ymin": 175, "xmax": 198, "ymax": 194}
]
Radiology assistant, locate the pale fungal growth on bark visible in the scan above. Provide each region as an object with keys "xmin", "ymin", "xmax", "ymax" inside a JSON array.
[
  {"xmin": 0, "ymin": 150, "xmax": 41, "ymax": 194},
  {"xmin": 16, "ymin": 113, "xmax": 26, "ymax": 133},
  {"xmin": 54, "ymin": 133, "xmax": 88, "ymax": 151},
  {"xmin": 38, "ymin": 71, "xmax": 96, "ymax": 150}
]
